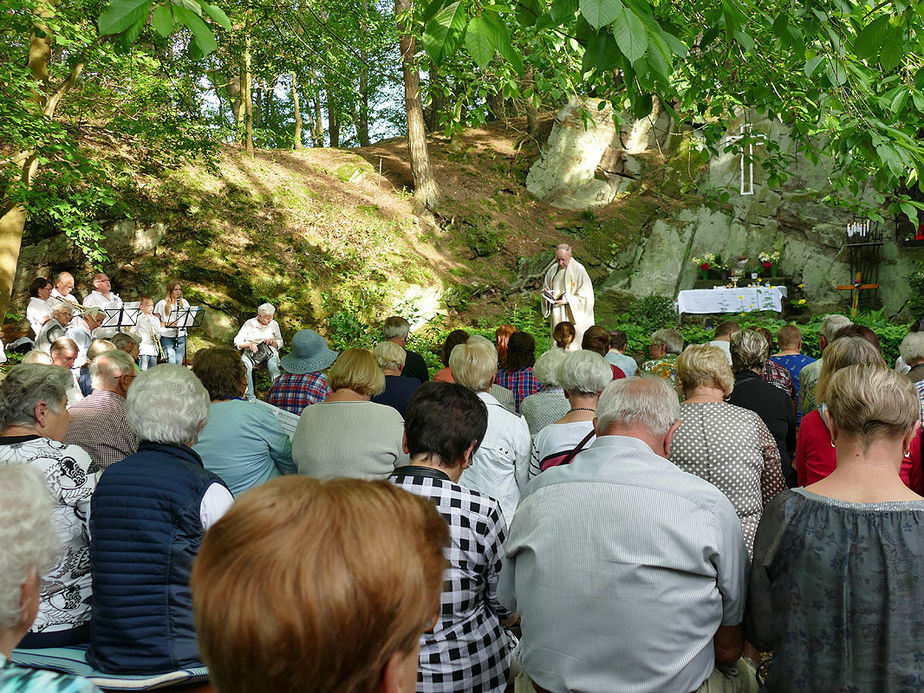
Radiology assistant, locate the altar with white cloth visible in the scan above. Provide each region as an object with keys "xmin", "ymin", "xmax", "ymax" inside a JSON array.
[{"xmin": 676, "ymin": 286, "xmax": 788, "ymax": 314}]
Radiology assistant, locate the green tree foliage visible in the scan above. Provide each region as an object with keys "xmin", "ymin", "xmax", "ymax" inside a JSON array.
[{"xmin": 416, "ymin": 0, "xmax": 924, "ymax": 214}]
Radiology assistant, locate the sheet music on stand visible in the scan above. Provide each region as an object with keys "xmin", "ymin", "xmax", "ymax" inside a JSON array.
[
  {"xmin": 100, "ymin": 301, "xmax": 141, "ymax": 331},
  {"xmin": 253, "ymin": 399, "xmax": 300, "ymax": 440},
  {"xmin": 167, "ymin": 305, "xmax": 205, "ymax": 329}
]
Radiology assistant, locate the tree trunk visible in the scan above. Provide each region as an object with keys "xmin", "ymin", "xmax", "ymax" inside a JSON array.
[
  {"xmin": 357, "ymin": 0, "xmax": 370, "ymax": 147},
  {"xmin": 292, "ymin": 73, "xmax": 303, "ymax": 150},
  {"xmin": 326, "ymin": 80, "xmax": 340, "ymax": 148},
  {"xmin": 243, "ymin": 35, "xmax": 254, "ymax": 156},
  {"xmin": 396, "ymin": 0, "xmax": 439, "ymax": 207},
  {"xmin": 253, "ymin": 86, "xmax": 262, "ymax": 129},
  {"xmin": 228, "ymin": 73, "xmax": 243, "ymax": 143},
  {"xmin": 312, "ymin": 88, "xmax": 324, "ymax": 147}
]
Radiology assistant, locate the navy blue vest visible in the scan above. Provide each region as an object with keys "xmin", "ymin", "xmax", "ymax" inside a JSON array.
[{"xmin": 87, "ymin": 442, "xmax": 227, "ymax": 674}]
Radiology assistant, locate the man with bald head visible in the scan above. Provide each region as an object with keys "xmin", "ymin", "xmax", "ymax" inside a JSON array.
[
  {"xmin": 50, "ymin": 271, "xmax": 78, "ymax": 308},
  {"xmin": 84, "ymin": 272, "xmax": 123, "ymax": 338},
  {"xmin": 65, "ymin": 349, "xmax": 139, "ymax": 471},
  {"xmin": 541, "ymin": 243, "xmax": 594, "ymax": 348}
]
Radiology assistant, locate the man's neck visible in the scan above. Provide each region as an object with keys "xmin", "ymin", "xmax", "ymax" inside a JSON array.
[
  {"xmin": 599, "ymin": 425, "xmax": 666, "ymax": 458},
  {"xmin": 775, "ymin": 348, "xmax": 800, "ymax": 356}
]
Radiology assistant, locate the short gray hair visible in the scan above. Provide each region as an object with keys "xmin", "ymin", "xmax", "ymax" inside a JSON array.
[
  {"xmin": 557, "ymin": 350, "xmax": 612, "ymax": 396},
  {"xmin": 373, "ymin": 341, "xmax": 406, "ymax": 371},
  {"xmin": 650, "ymin": 328, "xmax": 683, "ymax": 355},
  {"xmin": 383, "ymin": 316, "xmax": 410, "ymax": 340},
  {"xmin": 126, "ymin": 364, "xmax": 210, "ymax": 446},
  {"xmin": 820, "ymin": 314, "xmax": 853, "ymax": 342},
  {"xmin": 730, "ymin": 329, "xmax": 769, "ymax": 372},
  {"xmin": 596, "ymin": 376, "xmax": 680, "ymax": 437},
  {"xmin": 51, "ymin": 303, "xmax": 73, "ymax": 320},
  {"xmin": 257, "ymin": 303, "xmax": 276, "ymax": 317},
  {"xmin": 0, "ymin": 365, "xmax": 71, "ymax": 429},
  {"xmin": 449, "ymin": 335, "xmax": 497, "ymax": 392},
  {"xmin": 0, "ymin": 464, "xmax": 60, "ymax": 629},
  {"xmin": 22, "ymin": 351, "xmax": 53, "ymax": 365},
  {"xmin": 90, "ymin": 350, "xmax": 136, "ymax": 390},
  {"xmin": 532, "ymin": 348, "xmax": 566, "ymax": 387},
  {"xmin": 899, "ymin": 331, "xmax": 924, "ymax": 364}
]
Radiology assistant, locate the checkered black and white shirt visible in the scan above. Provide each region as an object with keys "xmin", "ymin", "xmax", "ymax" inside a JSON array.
[{"xmin": 391, "ymin": 466, "xmax": 513, "ymax": 693}]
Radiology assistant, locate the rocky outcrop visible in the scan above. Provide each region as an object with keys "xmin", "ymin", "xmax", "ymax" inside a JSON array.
[{"xmin": 602, "ymin": 115, "xmax": 924, "ymax": 316}]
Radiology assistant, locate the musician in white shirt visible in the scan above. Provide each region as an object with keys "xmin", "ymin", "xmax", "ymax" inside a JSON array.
[
  {"xmin": 234, "ymin": 303, "xmax": 283, "ymax": 401},
  {"xmin": 131, "ymin": 297, "xmax": 161, "ymax": 370},
  {"xmin": 83, "ymin": 272, "xmax": 123, "ymax": 339}
]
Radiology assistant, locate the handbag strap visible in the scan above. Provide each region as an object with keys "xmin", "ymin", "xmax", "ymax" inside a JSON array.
[{"xmin": 559, "ymin": 429, "xmax": 596, "ymax": 467}]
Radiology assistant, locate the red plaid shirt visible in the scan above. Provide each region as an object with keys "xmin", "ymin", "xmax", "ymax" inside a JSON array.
[
  {"xmin": 266, "ymin": 372, "xmax": 331, "ymax": 415},
  {"xmin": 494, "ymin": 367, "xmax": 541, "ymax": 412},
  {"xmin": 761, "ymin": 360, "xmax": 796, "ymax": 400}
]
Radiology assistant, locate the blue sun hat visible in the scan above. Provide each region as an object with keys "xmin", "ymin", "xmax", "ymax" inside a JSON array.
[{"xmin": 279, "ymin": 329, "xmax": 339, "ymax": 374}]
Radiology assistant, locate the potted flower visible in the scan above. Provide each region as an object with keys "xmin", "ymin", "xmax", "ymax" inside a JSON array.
[
  {"xmin": 758, "ymin": 250, "xmax": 781, "ymax": 278},
  {"xmin": 691, "ymin": 253, "xmax": 717, "ymax": 280}
]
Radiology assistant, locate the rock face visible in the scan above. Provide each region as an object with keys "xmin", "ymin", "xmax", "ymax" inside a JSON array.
[
  {"xmin": 527, "ymin": 97, "xmax": 673, "ymax": 211},
  {"xmin": 602, "ymin": 114, "xmax": 924, "ymax": 316},
  {"xmin": 526, "ymin": 98, "xmax": 624, "ymax": 210}
]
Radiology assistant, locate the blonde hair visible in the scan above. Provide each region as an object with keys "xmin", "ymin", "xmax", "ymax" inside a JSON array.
[
  {"xmin": 826, "ymin": 364, "xmax": 919, "ymax": 450},
  {"xmin": 676, "ymin": 344, "xmax": 735, "ymax": 397},
  {"xmin": 449, "ymin": 335, "xmax": 497, "ymax": 392},
  {"xmin": 327, "ymin": 348, "xmax": 386, "ymax": 397},
  {"xmin": 816, "ymin": 337, "xmax": 884, "ymax": 405},
  {"xmin": 372, "ymin": 341, "xmax": 406, "ymax": 372},
  {"xmin": 192, "ymin": 477, "xmax": 448, "ymax": 693}
]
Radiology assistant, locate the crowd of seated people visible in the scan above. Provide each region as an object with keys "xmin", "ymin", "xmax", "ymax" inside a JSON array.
[{"xmin": 2, "ymin": 284, "xmax": 924, "ymax": 692}]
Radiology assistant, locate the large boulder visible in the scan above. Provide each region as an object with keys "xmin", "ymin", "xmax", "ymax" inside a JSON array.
[{"xmin": 526, "ymin": 98, "xmax": 623, "ymax": 210}]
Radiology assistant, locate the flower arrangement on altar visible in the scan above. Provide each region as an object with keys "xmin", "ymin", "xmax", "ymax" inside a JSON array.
[
  {"xmin": 691, "ymin": 253, "xmax": 718, "ymax": 270},
  {"xmin": 758, "ymin": 250, "xmax": 781, "ymax": 268}
]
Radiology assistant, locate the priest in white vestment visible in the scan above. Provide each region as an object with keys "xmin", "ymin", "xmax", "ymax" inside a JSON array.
[{"xmin": 541, "ymin": 244, "xmax": 594, "ymax": 349}]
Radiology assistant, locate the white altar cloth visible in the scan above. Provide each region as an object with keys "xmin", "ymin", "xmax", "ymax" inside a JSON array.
[{"xmin": 677, "ymin": 286, "xmax": 788, "ymax": 314}]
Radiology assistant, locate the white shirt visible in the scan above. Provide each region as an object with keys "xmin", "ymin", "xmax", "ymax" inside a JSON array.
[
  {"xmin": 66, "ymin": 320, "xmax": 93, "ymax": 368},
  {"xmin": 234, "ymin": 317, "xmax": 283, "ymax": 353},
  {"xmin": 130, "ymin": 312, "xmax": 161, "ymax": 356},
  {"xmin": 458, "ymin": 391, "xmax": 531, "ymax": 525},
  {"xmin": 27, "ymin": 297, "xmax": 51, "ymax": 337},
  {"xmin": 154, "ymin": 298, "xmax": 190, "ymax": 338},
  {"xmin": 83, "ymin": 290, "xmax": 123, "ymax": 338},
  {"xmin": 50, "ymin": 288, "xmax": 79, "ymax": 307},
  {"xmin": 529, "ymin": 419, "xmax": 596, "ymax": 480},
  {"xmin": 708, "ymin": 339, "xmax": 733, "ymax": 364},
  {"xmin": 200, "ymin": 483, "xmax": 234, "ymax": 529}
]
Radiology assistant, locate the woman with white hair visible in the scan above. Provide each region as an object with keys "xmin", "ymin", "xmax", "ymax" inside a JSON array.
[
  {"xmin": 0, "ymin": 364, "xmax": 96, "ymax": 648},
  {"xmin": 370, "ymin": 340, "xmax": 421, "ymax": 418},
  {"xmin": 529, "ymin": 350, "xmax": 612, "ymax": 479},
  {"xmin": 34, "ymin": 302, "xmax": 72, "ymax": 354},
  {"xmin": 669, "ymin": 344, "xmax": 787, "ymax": 559},
  {"xmin": 520, "ymin": 348, "xmax": 570, "ymax": 435},
  {"xmin": 87, "ymin": 364, "xmax": 233, "ymax": 675},
  {"xmin": 0, "ymin": 464, "xmax": 101, "ymax": 691},
  {"xmin": 234, "ymin": 303, "xmax": 283, "ymax": 401},
  {"xmin": 900, "ymin": 330, "xmax": 924, "ymax": 383},
  {"xmin": 451, "ymin": 336, "xmax": 531, "ymax": 525}
]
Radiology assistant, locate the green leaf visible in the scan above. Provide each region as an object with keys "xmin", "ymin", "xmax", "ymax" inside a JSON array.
[
  {"xmin": 550, "ymin": 0, "xmax": 578, "ymax": 23},
  {"xmin": 579, "ymin": 0, "xmax": 622, "ymax": 31},
  {"xmin": 853, "ymin": 15, "xmax": 889, "ymax": 60},
  {"xmin": 733, "ymin": 29, "xmax": 753, "ymax": 52},
  {"xmin": 516, "ymin": 0, "xmax": 541, "ymax": 27},
  {"xmin": 890, "ymin": 88, "xmax": 908, "ymax": 114},
  {"xmin": 420, "ymin": 0, "xmax": 447, "ymax": 23},
  {"xmin": 879, "ymin": 26, "xmax": 904, "ymax": 70},
  {"xmin": 630, "ymin": 91, "xmax": 652, "ymax": 118},
  {"xmin": 584, "ymin": 30, "xmax": 620, "ymax": 72},
  {"xmin": 900, "ymin": 201, "xmax": 918, "ymax": 225},
  {"xmin": 173, "ymin": 4, "xmax": 217, "ymax": 55},
  {"xmin": 423, "ymin": 1, "xmax": 467, "ymax": 64},
  {"xmin": 464, "ymin": 17, "xmax": 495, "ymax": 69},
  {"xmin": 120, "ymin": 13, "xmax": 146, "ymax": 45},
  {"xmin": 612, "ymin": 3, "xmax": 646, "ymax": 62},
  {"xmin": 171, "ymin": 0, "xmax": 202, "ymax": 16},
  {"xmin": 804, "ymin": 55, "xmax": 824, "ymax": 77},
  {"xmin": 98, "ymin": 0, "xmax": 154, "ymax": 35},
  {"xmin": 151, "ymin": 5, "xmax": 173, "ymax": 36},
  {"xmin": 915, "ymin": 67, "xmax": 924, "ymax": 90},
  {"xmin": 494, "ymin": 32, "xmax": 524, "ymax": 75},
  {"xmin": 913, "ymin": 90, "xmax": 924, "ymax": 113},
  {"xmin": 200, "ymin": 3, "xmax": 230, "ymax": 30}
]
